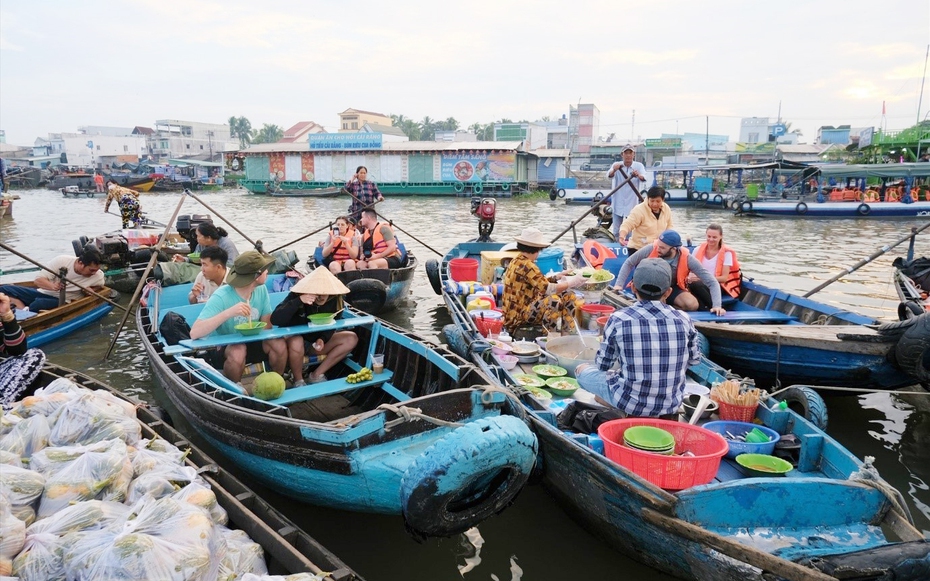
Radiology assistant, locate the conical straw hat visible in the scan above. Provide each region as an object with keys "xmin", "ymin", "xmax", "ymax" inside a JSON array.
[{"xmin": 291, "ymin": 267, "xmax": 351, "ymax": 295}]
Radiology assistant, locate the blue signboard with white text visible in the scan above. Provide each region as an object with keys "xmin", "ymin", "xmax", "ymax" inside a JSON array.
[{"xmin": 309, "ymin": 133, "xmax": 383, "ymax": 150}]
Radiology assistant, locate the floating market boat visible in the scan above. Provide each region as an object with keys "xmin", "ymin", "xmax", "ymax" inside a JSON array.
[
  {"xmin": 5, "ymin": 358, "xmax": 361, "ymax": 581},
  {"xmin": 136, "ymin": 275, "xmax": 537, "ymax": 538},
  {"xmin": 5, "ymin": 280, "xmax": 114, "ymax": 348},
  {"xmin": 267, "ymin": 184, "xmax": 343, "ymax": 198},
  {"xmin": 60, "ymin": 186, "xmax": 106, "ymax": 198},
  {"xmin": 432, "ymin": 241, "xmax": 930, "ymax": 580}
]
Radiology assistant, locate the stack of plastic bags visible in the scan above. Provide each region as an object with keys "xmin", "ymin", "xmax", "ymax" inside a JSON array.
[{"xmin": 0, "ymin": 377, "xmax": 328, "ymax": 581}]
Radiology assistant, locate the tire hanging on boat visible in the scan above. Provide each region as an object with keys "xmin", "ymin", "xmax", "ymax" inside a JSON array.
[
  {"xmin": 740, "ymin": 200, "xmax": 753, "ymax": 213},
  {"xmin": 775, "ymin": 386, "xmax": 828, "ymax": 431},
  {"xmin": 593, "ymin": 192, "xmax": 604, "ymax": 202},
  {"xmin": 796, "ymin": 202, "xmax": 808, "ymax": 215},
  {"xmin": 897, "ymin": 300, "xmax": 924, "ymax": 321},
  {"xmin": 549, "ymin": 189, "xmax": 558, "ymax": 201},
  {"xmin": 713, "ymin": 194, "xmax": 723, "ymax": 205},
  {"xmin": 557, "ymin": 188, "xmax": 566, "ymax": 198},
  {"xmin": 454, "ymin": 182, "xmax": 465, "ymax": 193},
  {"xmin": 893, "ymin": 313, "xmax": 930, "ymax": 382},
  {"xmin": 345, "ymin": 278, "xmax": 388, "ymax": 314},
  {"xmin": 425, "ymin": 259, "xmax": 443, "ymax": 295},
  {"xmin": 400, "ymin": 415, "xmax": 538, "ymax": 538},
  {"xmin": 857, "ymin": 203, "xmax": 871, "ymax": 216}
]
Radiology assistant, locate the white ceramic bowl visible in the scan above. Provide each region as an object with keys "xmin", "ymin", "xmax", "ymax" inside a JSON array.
[{"xmin": 496, "ymin": 354, "xmax": 518, "ymax": 370}]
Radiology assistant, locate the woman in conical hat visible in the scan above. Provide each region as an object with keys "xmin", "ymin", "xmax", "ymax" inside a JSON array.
[{"xmin": 271, "ymin": 268, "xmax": 357, "ymax": 386}]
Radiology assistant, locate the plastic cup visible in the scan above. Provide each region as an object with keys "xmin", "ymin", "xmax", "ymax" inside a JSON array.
[{"xmin": 372, "ymin": 354, "xmax": 384, "ymax": 374}]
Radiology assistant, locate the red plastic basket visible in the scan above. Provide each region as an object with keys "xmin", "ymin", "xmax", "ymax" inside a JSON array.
[
  {"xmin": 716, "ymin": 400, "xmax": 759, "ymax": 423},
  {"xmin": 598, "ymin": 418, "xmax": 728, "ymax": 490}
]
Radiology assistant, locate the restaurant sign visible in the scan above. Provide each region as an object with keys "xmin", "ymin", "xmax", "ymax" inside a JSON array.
[
  {"xmin": 309, "ymin": 133, "xmax": 383, "ymax": 151},
  {"xmin": 644, "ymin": 138, "xmax": 682, "ymax": 149}
]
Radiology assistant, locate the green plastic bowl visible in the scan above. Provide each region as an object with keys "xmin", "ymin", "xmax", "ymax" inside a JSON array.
[
  {"xmin": 187, "ymin": 252, "xmax": 201, "ymax": 264},
  {"xmin": 736, "ymin": 453, "xmax": 793, "ymax": 477},
  {"xmin": 544, "ymin": 376, "xmax": 579, "ymax": 396},
  {"xmin": 307, "ymin": 313, "xmax": 336, "ymax": 326},
  {"xmin": 623, "ymin": 426, "xmax": 675, "ymax": 450},
  {"xmin": 234, "ymin": 321, "xmax": 267, "ymax": 336}
]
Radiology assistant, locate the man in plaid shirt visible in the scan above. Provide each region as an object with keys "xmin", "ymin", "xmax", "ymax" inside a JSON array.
[{"xmin": 576, "ymin": 259, "xmax": 700, "ymax": 419}]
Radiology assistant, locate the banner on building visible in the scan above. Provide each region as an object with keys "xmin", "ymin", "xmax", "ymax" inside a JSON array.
[
  {"xmin": 309, "ymin": 133, "xmax": 383, "ymax": 150},
  {"xmin": 858, "ymin": 127, "xmax": 874, "ymax": 149},
  {"xmin": 440, "ymin": 152, "xmax": 515, "ymax": 182},
  {"xmin": 644, "ymin": 138, "xmax": 681, "ymax": 149}
]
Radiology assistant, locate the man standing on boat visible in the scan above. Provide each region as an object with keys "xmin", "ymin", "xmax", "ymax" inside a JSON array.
[
  {"xmin": 93, "ymin": 172, "xmax": 105, "ymax": 193},
  {"xmin": 576, "ymin": 258, "xmax": 700, "ymax": 419},
  {"xmin": 615, "ymin": 230, "xmax": 726, "ymax": 316},
  {"xmin": 606, "ymin": 144, "xmax": 647, "ymax": 241}
]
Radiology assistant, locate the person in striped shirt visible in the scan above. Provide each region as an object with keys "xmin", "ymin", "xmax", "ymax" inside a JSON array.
[
  {"xmin": 576, "ymin": 259, "xmax": 700, "ymax": 419},
  {"xmin": 0, "ymin": 292, "xmax": 27, "ymax": 356}
]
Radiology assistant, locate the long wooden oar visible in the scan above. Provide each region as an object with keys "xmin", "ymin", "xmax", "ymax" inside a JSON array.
[
  {"xmin": 269, "ymin": 223, "xmax": 336, "ymax": 254},
  {"xmin": 104, "ymin": 195, "xmax": 188, "ymax": 359},
  {"xmin": 803, "ymin": 221, "xmax": 930, "ymax": 297},
  {"xmin": 106, "ymin": 210, "xmax": 167, "ymax": 229},
  {"xmin": 0, "ymin": 241, "xmax": 128, "ymax": 313},
  {"xmin": 550, "ymin": 172, "xmax": 639, "ymax": 244},
  {"xmin": 183, "ymin": 190, "xmax": 262, "ymax": 252},
  {"xmin": 343, "ymin": 189, "xmax": 444, "ymax": 257}
]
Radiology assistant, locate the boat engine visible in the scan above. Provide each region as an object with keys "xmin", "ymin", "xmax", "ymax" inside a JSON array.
[
  {"xmin": 176, "ymin": 214, "xmax": 213, "ymax": 252},
  {"xmin": 470, "ymin": 197, "xmax": 496, "ymax": 242}
]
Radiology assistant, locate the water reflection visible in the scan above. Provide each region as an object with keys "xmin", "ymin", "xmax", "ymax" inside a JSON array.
[{"xmin": 2, "ymin": 187, "xmax": 929, "ymax": 575}]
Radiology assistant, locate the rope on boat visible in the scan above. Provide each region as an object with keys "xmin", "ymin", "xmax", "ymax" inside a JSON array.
[
  {"xmin": 376, "ymin": 403, "xmax": 463, "ymax": 430},
  {"xmin": 849, "ymin": 455, "xmax": 915, "ymax": 526}
]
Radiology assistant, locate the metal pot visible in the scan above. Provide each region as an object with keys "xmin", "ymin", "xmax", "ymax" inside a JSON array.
[{"xmin": 539, "ymin": 335, "xmax": 602, "ymax": 377}]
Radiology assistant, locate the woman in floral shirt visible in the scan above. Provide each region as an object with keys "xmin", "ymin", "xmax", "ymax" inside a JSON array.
[{"xmin": 500, "ymin": 228, "xmax": 586, "ymax": 334}]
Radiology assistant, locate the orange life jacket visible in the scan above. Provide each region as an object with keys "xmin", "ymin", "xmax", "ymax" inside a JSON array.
[
  {"xmin": 648, "ymin": 246, "xmax": 690, "ymax": 291},
  {"xmin": 864, "ymin": 189, "xmax": 879, "ymax": 202},
  {"xmin": 694, "ymin": 243, "xmax": 742, "ymax": 298},
  {"xmin": 331, "ymin": 227, "xmax": 356, "ymax": 261},
  {"xmin": 886, "ymin": 187, "xmax": 900, "ymax": 202},
  {"xmin": 362, "ymin": 222, "xmax": 400, "ymax": 259}
]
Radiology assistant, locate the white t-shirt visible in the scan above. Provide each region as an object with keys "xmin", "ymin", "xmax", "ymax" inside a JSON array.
[
  {"xmin": 700, "ymin": 250, "xmax": 734, "ymax": 275},
  {"xmin": 192, "ymin": 272, "xmax": 222, "ymax": 302},
  {"xmin": 37, "ymin": 255, "xmax": 105, "ymax": 302},
  {"xmin": 608, "ymin": 161, "xmax": 647, "ymax": 218}
]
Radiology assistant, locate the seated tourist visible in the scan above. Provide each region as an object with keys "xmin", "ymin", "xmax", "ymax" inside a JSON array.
[
  {"xmin": 272, "ymin": 268, "xmax": 358, "ymax": 386},
  {"xmin": 688, "ymin": 223, "xmax": 742, "ymax": 302},
  {"xmin": 320, "ymin": 215, "xmax": 360, "ymax": 274},
  {"xmin": 187, "ymin": 245, "xmax": 228, "ymax": 304},
  {"xmin": 356, "ymin": 209, "xmax": 403, "ymax": 270},
  {"xmin": 189, "ymin": 251, "xmax": 288, "ymax": 387},
  {"xmin": 0, "ymin": 247, "xmax": 105, "ymax": 313}
]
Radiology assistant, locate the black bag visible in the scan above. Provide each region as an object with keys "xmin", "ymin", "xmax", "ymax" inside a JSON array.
[
  {"xmin": 557, "ymin": 400, "xmax": 624, "ymax": 434},
  {"xmin": 896, "ymin": 257, "xmax": 930, "ymax": 291},
  {"xmin": 159, "ymin": 312, "xmax": 191, "ymax": 346}
]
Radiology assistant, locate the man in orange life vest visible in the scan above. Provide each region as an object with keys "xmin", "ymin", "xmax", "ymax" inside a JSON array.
[
  {"xmin": 356, "ymin": 209, "xmax": 403, "ymax": 270},
  {"xmin": 687, "ymin": 223, "xmax": 742, "ymax": 304},
  {"xmin": 614, "ymin": 230, "xmax": 726, "ymax": 316}
]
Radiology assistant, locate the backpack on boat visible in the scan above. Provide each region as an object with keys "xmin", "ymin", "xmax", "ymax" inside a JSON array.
[{"xmin": 159, "ymin": 312, "xmax": 191, "ymax": 346}]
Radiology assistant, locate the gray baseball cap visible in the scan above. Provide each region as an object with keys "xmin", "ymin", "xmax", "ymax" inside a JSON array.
[{"xmin": 633, "ymin": 258, "xmax": 672, "ymax": 299}]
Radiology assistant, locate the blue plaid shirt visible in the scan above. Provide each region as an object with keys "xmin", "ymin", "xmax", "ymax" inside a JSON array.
[{"xmin": 595, "ymin": 300, "xmax": 700, "ymax": 417}]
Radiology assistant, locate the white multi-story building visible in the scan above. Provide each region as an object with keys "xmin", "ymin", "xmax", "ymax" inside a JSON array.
[
  {"xmin": 148, "ymin": 119, "xmax": 237, "ymax": 162},
  {"xmin": 34, "ymin": 132, "xmax": 146, "ymax": 167}
]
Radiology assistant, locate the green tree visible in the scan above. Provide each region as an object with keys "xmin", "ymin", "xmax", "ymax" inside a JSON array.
[
  {"xmin": 228, "ymin": 116, "xmax": 252, "ymax": 149},
  {"xmin": 419, "ymin": 116, "xmax": 435, "ymax": 141},
  {"xmin": 251, "ymin": 124, "xmax": 283, "ymax": 144},
  {"xmin": 442, "ymin": 117, "xmax": 459, "ymax": 131}
]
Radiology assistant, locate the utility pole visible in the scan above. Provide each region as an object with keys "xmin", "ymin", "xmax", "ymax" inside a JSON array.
[
  {"xmin": 918, "ymin": 44, "xmax": 929, "ymax": 125},
  {"xmin": 705, "ymin": 116, "xmax": 709, "ymax": 161},
  {"xmin": 207, "ymin": 130, "xmax": 214, "ymax": 162},
  {"xmin": 631, "ymin": 110, "xmax": 635, "ymax": 142}
]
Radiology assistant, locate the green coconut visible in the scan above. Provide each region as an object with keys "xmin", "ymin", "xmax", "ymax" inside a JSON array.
[{"xmin": 252, "ymin": 371, "xmax": 286, "ymax": 401}]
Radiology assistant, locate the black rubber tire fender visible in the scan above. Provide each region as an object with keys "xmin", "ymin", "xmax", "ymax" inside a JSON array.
[
  {"xmin": 875, "ymin": 312, "xmax": 926, "ymax": 338},
  {"xmin": 894, "ymin": 313, "xmax": 930, "ymax": 382},
  {"xmin": 699, "ymin": 191, "xmax": 710, "ymax": 201},
  {"xmin": 454, "ymin": 181, "xmax": 465, "ymax": 193},
  {"xmin": 400, "ymin": 415, "xmax": 538, "ymax": 538},
  {"xmin": 345, "ymin": 278, "xmax": 387, "ymax": 314},
  {"xmin": 776, "ymin": 386, "xmax": 829, "ymax": 431},
  {"xmin": 713, "ymin": 194, "xmax": 723, "ymax": 205},
  {"xmin": 425, "ymin": 259, "xmax": 443, "ymax": 295},
  {"xmin": 857, "ymin": 203, "xmax": 871, "ymax": 216},
  {"xmin": 72, "ymin": 239, "xmax": 84, "ymax": 257},
  {"xmin": 549, "ymin": 189, "xmax": 557, "ymax": 201},
  {"xmin": 740, "ymin": 200, "xmax": 753, "ymax": 213},
  {"xmin": 898, "ymin": 301, "xmax": 924, "ymax": 321},
  {"xmin": 557, "ymin": 188, "xmax": 566, "ymax": 199},
  {"xmin": 796, "ymin": 202, "xmax": 808, "ymax": 215},
  {"xmin": 592, "ymin": 191, "xmax": 604, "ymax": 202}
]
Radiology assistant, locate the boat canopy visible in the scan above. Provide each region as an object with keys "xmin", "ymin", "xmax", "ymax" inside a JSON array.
[{"xmin": 818, "ymin": 163, "xmax": 930, "ymax": 179}]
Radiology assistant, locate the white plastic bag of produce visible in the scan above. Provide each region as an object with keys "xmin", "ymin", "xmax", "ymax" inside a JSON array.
[
  {"xmin": 129, "ymin": 438, "xmax": 187, "ymax": 477},
  {"xmin": 47, "ymin": 392, "xmax": 141, "ymax": 447},
  {"xmin": 31, "ymin": 439, "xmax": 130, "ymax": 518},
  {"xmin": 172, "ymin": 481, "xmax": 228, "ymax": 525},
  {"xmin": 216, "ymin": 527, "xmax": 268, "ymax": 579},
  {"xmin": 0, "ymin": 495, "xmax": 25, "ymax": 563},
  {"xmin": 0, "ymin": 414, "xmax": 50, "ymax": 459},
  {"xmin": 0, "ymin": 465, "xmax": 45, "ymax": 508}
]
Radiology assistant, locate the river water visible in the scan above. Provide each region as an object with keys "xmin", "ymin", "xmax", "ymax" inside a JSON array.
[{"xmin": 2, "ymin": 188, "xmax": 929, "ymax": 580}]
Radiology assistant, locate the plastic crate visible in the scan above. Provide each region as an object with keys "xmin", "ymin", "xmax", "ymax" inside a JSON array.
[{"xmin": 598, "ymin": 419, "xmax": 728, "ymax": 490}]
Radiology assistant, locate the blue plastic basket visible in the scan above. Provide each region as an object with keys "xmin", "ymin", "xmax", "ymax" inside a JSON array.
[{"xmin": 701, "ymin": 421, "xmax": 780, "ymax": 459}]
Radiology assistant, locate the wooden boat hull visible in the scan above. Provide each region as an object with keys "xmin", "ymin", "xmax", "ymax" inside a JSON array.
[
  {"xmin": 268, "ymin": 186, "xmax": 342, "ymax": 198},
  {"xmin": 137, "ymin": 281, "xmax": 536, "ymax": 535},
  {"xmin": 15, "ymin": 360, "xmax": 361, "ymax": 581},
  {"xmin": 558, "ymin": 187, "xmax": 721, "ymax": 207},
  {"xmin": 435, "ymin": 241, "xmax": 930, "ymax": 580},
  {"xmin": 61, "ymin": 188, "xmax": 106, "ymax": 198},
  {"xmin": 11, "ymin": 281, "xmax": 114, "ymax": 348}
]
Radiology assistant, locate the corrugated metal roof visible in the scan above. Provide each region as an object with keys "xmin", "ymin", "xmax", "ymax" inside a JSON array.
[{"xmin": 239, "ymin": 141, "xmax": 526, "ymax": 154}]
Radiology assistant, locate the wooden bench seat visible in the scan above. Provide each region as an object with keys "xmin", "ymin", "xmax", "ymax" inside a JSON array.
[{"xmin": 267, "ymin": 370, "xmax": 395, "ymax": 406}]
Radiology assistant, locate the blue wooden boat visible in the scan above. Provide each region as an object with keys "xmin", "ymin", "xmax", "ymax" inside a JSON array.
[
  {"xmin": 432, "ymin": 241, "xmax": 930, "ymax": 580},
  {"xmin": 733, "ymin": 163, "xmax": 930, "ymax": 219},
  {"xmin": 10, "ymin": 280, "xmax": 114, "ymax": 348},
  {"xmin": 136, "ymin": 274, "xmax": 537, "ymax": 538},
  {"xmin": 18, "ymin": 359, "xmax": 362, "ymax": 581}
]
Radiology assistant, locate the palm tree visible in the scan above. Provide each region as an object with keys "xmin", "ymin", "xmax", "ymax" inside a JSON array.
[
  {"xmin": 443, "ymin": 117, "xmax": 459, "ymax": 131},
  {"xmin": 419, "ymin": 116, "xmax": 435, "ymax": 141},
  {"xmin": 228, "ymin": 116, "xmax": 252, "ymax": 149},
  {"xmin": 251, "ymin": 123, "xmax": 283, "ymax": 144}
]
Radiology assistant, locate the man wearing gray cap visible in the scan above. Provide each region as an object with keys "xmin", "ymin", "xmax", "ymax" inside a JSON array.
[
  {"xmin": 606, "ymin": 145, "xmax": 647, "ymax": 240},
  {"xmin": 576, "ymin": 258, "xmax": 700, "ymax": 419},
  {"xmin": 615, "ymin": 230, "xmax": 726, "ymax": 316}
]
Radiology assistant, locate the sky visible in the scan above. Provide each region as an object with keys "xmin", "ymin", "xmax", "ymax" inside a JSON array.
[{"xmin": 1, "ymin": 0, "xmax": 928, "ymax": 146}]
